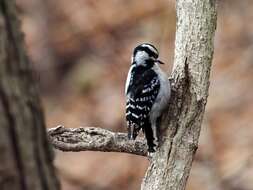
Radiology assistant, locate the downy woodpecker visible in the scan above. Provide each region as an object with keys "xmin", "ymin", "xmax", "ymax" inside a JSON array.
[{"xmin": 125, "ymin": 43, "xmax": 171, "ymax": 152}]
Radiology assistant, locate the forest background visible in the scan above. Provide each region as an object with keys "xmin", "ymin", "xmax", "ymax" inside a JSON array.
[{"xmin": 16, "ymin": 0, "xmax": 253, "ymax": 189}]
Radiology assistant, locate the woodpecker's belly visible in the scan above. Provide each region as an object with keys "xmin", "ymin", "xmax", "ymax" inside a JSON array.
[{"xmin": 149, "ymin": 66, "xmax": 171, "ymax": 125}]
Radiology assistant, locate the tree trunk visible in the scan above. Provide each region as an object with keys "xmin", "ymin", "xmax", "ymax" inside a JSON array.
[
  {"xmin": 141, "ymin": 0, "xmax": 217, "ymax": 190},
  {"xmin": 0, "ymin": 1, "xmax": 59, "ymax": 190}
]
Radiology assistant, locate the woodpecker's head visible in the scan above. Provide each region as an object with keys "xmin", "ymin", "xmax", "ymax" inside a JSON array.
[{"xmin": 132, "ymin": 43, "xmax": 164, "ymax": 66}]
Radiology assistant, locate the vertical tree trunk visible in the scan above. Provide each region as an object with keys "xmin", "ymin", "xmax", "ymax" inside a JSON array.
[
  {"xmin": 0, "ymin": 1, "xmax": 59, "ymax": 190},
  {"xmin": 141, "ymin": 0, "xmax": 217, "ymax": 190}
]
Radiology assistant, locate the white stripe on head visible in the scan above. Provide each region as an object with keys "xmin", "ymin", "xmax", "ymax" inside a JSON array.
[{"xmin": 141, "ymin": 44, "xmax": 158, "ymax": 56}]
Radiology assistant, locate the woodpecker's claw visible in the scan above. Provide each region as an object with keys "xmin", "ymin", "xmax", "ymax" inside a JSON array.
[{"xmin": 147, "ymin": 152, "xmax": 155, "ymax": 161}]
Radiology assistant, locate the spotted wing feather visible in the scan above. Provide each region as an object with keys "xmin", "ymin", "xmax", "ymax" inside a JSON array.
[{"xmin": 125, "ymin": 69, "xmax": 160, "ymax": 151}]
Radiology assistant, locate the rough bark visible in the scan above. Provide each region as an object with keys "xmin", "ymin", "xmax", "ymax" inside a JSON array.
[
  {"xmin": 141, "ymin": 0, "xmax": 217, "ymax": 189},
  {"xmin": 0, "ymin": 1, "xmax": 59, "ymax": 190},
  {"xmin": 48, "ymin": 125, "xmax": 147, "ymax": 156}
]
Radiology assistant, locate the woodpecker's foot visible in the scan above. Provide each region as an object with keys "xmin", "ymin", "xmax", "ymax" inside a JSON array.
[{"xmin": 147, "ymin": 151, "xmax": 155, "ymax": 161}]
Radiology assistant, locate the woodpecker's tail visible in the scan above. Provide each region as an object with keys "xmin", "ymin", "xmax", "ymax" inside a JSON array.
[{"xmin": 143, "ymin": 121, "xmax": 158, "ymax": 152}]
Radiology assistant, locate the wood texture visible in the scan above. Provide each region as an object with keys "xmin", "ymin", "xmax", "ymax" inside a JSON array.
[
  {"xmin": 48, "ymin": 125, "xmax": 148, "ymax": 156},
  {"xmin": 0, "ymin": 1, "xmax": 59, "ymax": 190},
  {"xmin": 141, "ymin": 0, "xmax": 217, "ymax": 189}
]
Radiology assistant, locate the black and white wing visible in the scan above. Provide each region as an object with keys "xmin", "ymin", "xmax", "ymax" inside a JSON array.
[{"xmin": 125, "ymin": 68, "xmax": 160, "ymax": 151}]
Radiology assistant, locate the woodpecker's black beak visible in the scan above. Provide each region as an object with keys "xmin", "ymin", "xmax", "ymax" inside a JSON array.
[{"xmin": 155, "ymin": 60, "xmax": 165, "ymax": 64}]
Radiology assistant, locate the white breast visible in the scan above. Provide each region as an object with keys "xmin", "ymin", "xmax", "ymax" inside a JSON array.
[{"xmin": 149, "ymin": 64, "xmax": 171, "ymax": 126}]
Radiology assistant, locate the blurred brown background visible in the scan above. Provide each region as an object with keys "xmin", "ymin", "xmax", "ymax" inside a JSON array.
[{"xmin": 16, "ymin": 0, "xmax": 253, "ymax": 189}]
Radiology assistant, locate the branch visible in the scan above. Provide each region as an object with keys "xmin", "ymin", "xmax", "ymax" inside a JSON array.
[{"xmin": 47, "ymin": 125, "xmax": 148, "ymax": 157}]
